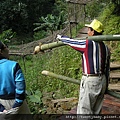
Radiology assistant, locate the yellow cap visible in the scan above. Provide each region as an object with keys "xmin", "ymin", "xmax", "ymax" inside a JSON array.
[{"xmin": 85, "ymin": 19, "xmax": 103, "ymax": 33}]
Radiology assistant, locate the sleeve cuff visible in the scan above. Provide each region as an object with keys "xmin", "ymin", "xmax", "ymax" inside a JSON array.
[
  {"xmin": 12, "ymin": 101, "xmax": 23, "ymax": 108},
  {"xmin": 0, "ymin": 103, "xmax": 5, "ymax": 112}
]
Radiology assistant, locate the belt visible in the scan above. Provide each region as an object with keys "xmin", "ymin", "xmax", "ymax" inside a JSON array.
[
  {"xmin": 82, "ymin": 73, "xmax": 104, "ymax": 77},
  {"xmin": 0, "ymin": 94, "xmax": 15, "ymax": 100}
]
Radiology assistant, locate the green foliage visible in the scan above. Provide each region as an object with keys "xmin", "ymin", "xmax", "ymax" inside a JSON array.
[
  {"xmin": 86, "ymin": 0, "xmax": 105, "ymax": 19},
  {"xmin": 99, "ymin": 4, "xmax": 114, "ymax": 21},
  {"xmin": 98, "ymin": 3, "xmax": 120, "ymax": 35},
  {"xmin": 48, "ymin": 47, "xmax": 82, "ymax": 79},
  {"xmin": 12, "ymin": 45, "xmax": 81, "ymax": 113},
  {"xmin": 111, "ymin": 45, "xmax": 120, "ymax": 62},
  {"xmin": 27, "ymin": 89, "xmax": 46, "ymax": 114},
  {"xmin": 86, "ymin": 0, "xmax": 120, "ymax": 19},
  {"xmin": 23, "ymin": 48, "xmax": 81, "ymax": 97},
  {"xmin": 0, "ymin": 29, "xmax": 16, "ymax": 44},
  {"xmin": 103, "ymin": 16, "xmax": 120, "ymax": 35},
  {"xmin": 28, "ymin": 90, "xmax": 42, "ymax": 104},
  {"xmin": 0, "ymin": 1, "xmax": 28, "ymax": 33},
  {"xmin": 110, "ymin": 0, "xmax": 120, "ymax": 15},
  {"xmin": 33, "ymin": 11, "xmax": 67, "ymax": 40},
  {"xmin": 72, "ymin": 23, "xmax": 84, "ymax": 38},
  {"xmin": 98, "ymin": 2, "xmax": 120, "ymax": 62},
  {"xmin": 33, "ymin": 30, "xmax": 47, "ymax": 40},
  {"xmin": 0, "ymin": 0, "xmax": 57, "ymax": 35},
  {"xmin": 34, "ymin": 14, "xmax": 58, "ymax": 33},
  {"xmin": 34, "ymin": 11, "xmax": 67, "ymax": 35},
  {"xmin": 55, "ymin": 0, "xmax": 67, "ymax": 12}
]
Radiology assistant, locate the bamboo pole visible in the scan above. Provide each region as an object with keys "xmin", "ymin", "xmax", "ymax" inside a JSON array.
[
  {"xmin": 107, "ymin": 90, "xmax": 120, "ymax": 99},
  {"xmin": 79, "ymin": 34, "xmax": 120, "ymax": 41},
  {"xmin": 41, "ymin": 70, "xmax": 120, "ymax": 99},
  {"xmin": 41, "ymin": 41, "xmax": 64, "ymax": 51},
  {"xmin": 34, "ymin": 35, "xmax": 120, "ymax": 54},
  {"xmin": 42, "ymin": 70, "xmax": 80, "ymax": 85}
]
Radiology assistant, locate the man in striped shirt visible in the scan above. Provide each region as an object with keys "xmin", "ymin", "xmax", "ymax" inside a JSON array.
[{"xmin": 57, "ymin": 19, "xmax": 110, "ymax": 115}]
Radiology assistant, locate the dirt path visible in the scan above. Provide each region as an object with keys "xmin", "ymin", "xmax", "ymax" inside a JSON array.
[{"xmin": 76, "ymin": 27, "xmax": 88, "ymax": 38}]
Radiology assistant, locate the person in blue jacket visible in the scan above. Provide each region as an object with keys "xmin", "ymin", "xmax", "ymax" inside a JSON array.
[{"xmin": 0, "ymin": 41, "xmax": 31, "ymax": 115}]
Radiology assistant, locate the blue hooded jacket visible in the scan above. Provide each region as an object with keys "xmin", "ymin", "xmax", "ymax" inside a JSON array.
[{"xmin": 0, "ymin": 58, "xmax": 26, "ymax": 111}]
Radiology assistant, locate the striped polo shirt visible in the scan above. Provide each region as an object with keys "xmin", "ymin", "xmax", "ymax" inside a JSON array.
[{"xmin": 59, "ymin": 36, "xmax": 109, "ymax": 74}]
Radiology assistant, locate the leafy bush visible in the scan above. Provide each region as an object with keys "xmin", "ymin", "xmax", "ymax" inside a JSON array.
[
  {"xmin": 98, "ymin": 3, "xmax": 120, "ymax": 62},
  {"xmin": 99, "ymin": 4, "xmax": 120, "ymax": 35},
  {"xmin": 33, "ymin": 30, "xmax": 47, "ymax": 40},
  {"xmin": 12, "ymin": 46, "xmax": 81, "ymax": 114},
  {"xmin": 0, "ymin": 29, "xmax": 16, "ymax": 44}
]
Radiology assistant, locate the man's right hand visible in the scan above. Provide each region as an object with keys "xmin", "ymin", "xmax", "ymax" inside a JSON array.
[{"xmin": 56, "ymin": 34, "xmax": 62, "ymax": 40}]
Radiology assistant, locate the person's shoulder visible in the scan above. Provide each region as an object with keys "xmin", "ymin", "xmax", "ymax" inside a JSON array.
[{"xmin": 7, "ymin": 59, "xmax": 18, "ymax": 65}]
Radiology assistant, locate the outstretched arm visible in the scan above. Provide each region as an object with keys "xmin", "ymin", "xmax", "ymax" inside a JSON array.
[{"xmin": 57, "ymin": 35, "xmax": 86, "ymax": 52}]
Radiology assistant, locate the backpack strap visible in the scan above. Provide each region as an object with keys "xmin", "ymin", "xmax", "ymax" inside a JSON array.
[{"xmin": 105, "ymin": 45, "xmax": 110, "ymax": 93}]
